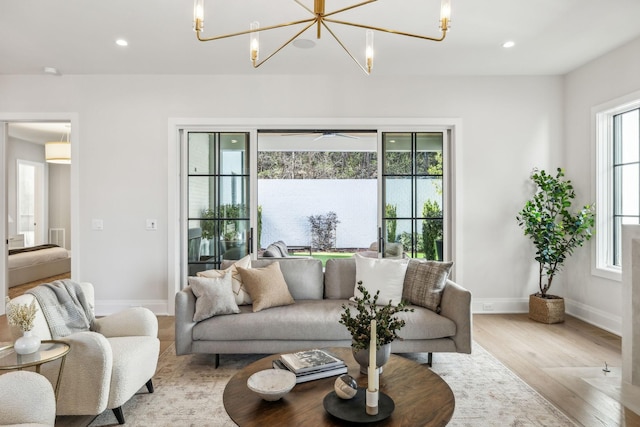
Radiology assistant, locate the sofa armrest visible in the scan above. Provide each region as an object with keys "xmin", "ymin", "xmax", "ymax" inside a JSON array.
[
  {"xmin": 439, "ymin": 280, "xmax": 472, "ymax": 354},
  {"xmin": 0, "ymin": 371, "xmax": 56, "ymax": 426},
  {"xmin": 41, "ymin": 331, "xmax": 113, "ymax": 415},
  {"xmin": 175, "ymin": 287, "xmax": 197, "ymax": 355},
  {"xmin": 93, "ymin": 307, "xmax": 158, "ymax": 338}
]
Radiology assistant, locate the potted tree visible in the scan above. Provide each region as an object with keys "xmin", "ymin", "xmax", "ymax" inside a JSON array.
[{"xmin": 516, "ymin": 168, "xmax": 595, "ymax": 323}]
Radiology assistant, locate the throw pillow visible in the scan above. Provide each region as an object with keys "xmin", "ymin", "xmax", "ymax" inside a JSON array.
[
  {"xmin": 237, "ymin": 262, "xmax": 295, "ymax": 312},
  {"xmin": 402, "ymin": 260, "xmax": 454, "ymax": 313},
  {"xmin": 188, "ymin": 272, "xmax": 240, "ymax": 322},
  {"xmin": 262, "ymin": 244, "xmax": 282, "ymax": 257},
  {"xmin": 273, "ymin": 240, "xmax": 290, "ymax": 257},
  {"xmin": 197, "ymin": 255, "xmax": 252, "ymax": 305},
  {"xmin": 353, "ymin": 253, "xmax": 409, "ymax": 306}
]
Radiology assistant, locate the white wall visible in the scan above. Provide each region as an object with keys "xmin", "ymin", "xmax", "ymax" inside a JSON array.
[
  {"xmin": 0, "ymin": 73, "xmax": 563, "ymax": 315},
  {"xmin": 563, "ymin": 36, "xmax": 640, "ymax": 334}
]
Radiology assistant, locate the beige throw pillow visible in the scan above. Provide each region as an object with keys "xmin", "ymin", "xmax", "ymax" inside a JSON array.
[
  {"xmin": 402, "ymin": 260, "xmax": 454, "ymax": 313},
  {"xmin": 237, "ymin": 262, "xmax": 295, "ymax": 312},
  {"xmin": 197, "ymin": 255, "xmax": 252, "ymax": 305},
  {"xmin": 188, "ymin": 272, "xmax": 240, "ymax": 322}
]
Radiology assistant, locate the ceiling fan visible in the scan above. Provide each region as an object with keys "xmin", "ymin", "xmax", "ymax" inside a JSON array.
[{"xmin": 283, "ymin": 131, "xmax": 361, "ymax": 141}]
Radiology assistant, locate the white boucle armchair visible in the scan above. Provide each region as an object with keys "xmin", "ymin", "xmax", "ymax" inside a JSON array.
[
  {"xmin": 8, "ymin": 283, "xmax": 160, "ymax": 425},
  {"xmin": 0, "ymin": 371, "xmax": 56, "ymax": 426}
]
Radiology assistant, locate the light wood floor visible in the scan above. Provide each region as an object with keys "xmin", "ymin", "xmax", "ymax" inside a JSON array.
[{"xmin": 3, "ymin": 279, "xmax": 639, "ymax": 426}]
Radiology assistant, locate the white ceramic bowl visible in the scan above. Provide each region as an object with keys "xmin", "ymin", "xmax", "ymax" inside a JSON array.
[{"xmin": 247, "ymin": 369, "xmax": 296, "ymax": 401}]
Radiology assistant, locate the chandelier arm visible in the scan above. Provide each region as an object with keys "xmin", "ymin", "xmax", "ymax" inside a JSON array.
[
  {"xmin": 196, "ymin": 17, "xmax": 317, "ymax": 42},
  {"xmin": 320, "ymin": 21, "xmax": 370, "ymax": 75},
  {"xmin": 324, "ymin": 18, "xmax": 447, "ymax": 42},
  {"xmin": 253, "ymin": 20, "xmax": 319, "ymax": 68},
  {"xmin": 293, "ymin": 0, "xmax": 314, "ymax": 15},
  {"xmin": 322, "ymin": 0, "xmax": 378, "ymax": 18}
]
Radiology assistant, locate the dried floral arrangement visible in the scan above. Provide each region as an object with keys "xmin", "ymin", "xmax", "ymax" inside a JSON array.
[
  {"xmin": 5, "ymin": 296, "xmax": 38, "ymax": 332},
  {"xmin": 339, "ymin": 282, "xmax": 413, "ymax": 351}
]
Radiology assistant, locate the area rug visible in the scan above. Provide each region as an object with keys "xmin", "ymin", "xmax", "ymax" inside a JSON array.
[{"xmin": 90, "ymin": 342, "xmax": 576, "ymax": 426}]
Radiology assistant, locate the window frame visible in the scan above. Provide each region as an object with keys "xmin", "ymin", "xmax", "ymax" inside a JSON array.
[{"xmin": 592, "ymin": 91, "xmax": 640, "ymax": 281}]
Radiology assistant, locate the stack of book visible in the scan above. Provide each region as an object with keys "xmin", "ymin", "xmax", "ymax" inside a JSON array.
[{"xmin": 272, "ymin": 348, "xmax": 347, "ymax": 383}]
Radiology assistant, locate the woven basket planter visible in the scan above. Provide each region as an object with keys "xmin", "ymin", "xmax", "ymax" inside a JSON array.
[{"xmin": 528, "ymin": 294, "xmax": 565, "ymax": 324}]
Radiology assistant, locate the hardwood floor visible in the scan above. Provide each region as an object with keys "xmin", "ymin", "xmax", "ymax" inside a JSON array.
[
  {"xmin": 3, "ymin": 279, "xmax": 639, "ymax": 426},
  {"xmin": 474, "ymin": 313, "xmax": 640, "ymax": 427}
]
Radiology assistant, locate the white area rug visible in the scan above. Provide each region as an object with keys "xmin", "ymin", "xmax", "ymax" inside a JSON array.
[{"xmin": 90, "ymin": 342, "xmax": 576, "ymax": 426}]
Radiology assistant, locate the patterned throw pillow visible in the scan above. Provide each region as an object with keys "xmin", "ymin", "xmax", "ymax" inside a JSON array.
[
  {"xmin": 197, "ymin": 255, "xmax": 252, "ymax": 305},
  {"xmin": 188, "ymin": 272, "xmax": 240, "ymax": 322},
  {"xmin": 237, "ymin": 262, "xmax": 295, "ymax": 312},
  {"xmin": 402, "ymin": 260, "xmax": 454, "ymax": 313}
]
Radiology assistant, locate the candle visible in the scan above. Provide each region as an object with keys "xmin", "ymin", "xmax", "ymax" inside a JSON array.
[{"xmin": 368, "ymin": 319, "xmax": 377, "ymax": 391}]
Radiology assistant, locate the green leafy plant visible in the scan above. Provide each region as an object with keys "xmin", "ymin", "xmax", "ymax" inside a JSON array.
[
  {"xmin": 516, "ymin": 168, "xmax": 595, "ymax": 297},
  {"xmin": 422, "ymin": 199, "xmax": 443, "ymax": 260},
  {"xmin": 339, "ymin": 282, "xmax": 413, "ymax": 351},
  {"xmin": 385, "ymin": 204, "xmax": 397, "ymax": 243},
  {"xmin": 308, "ymin": 211, "xmax": 340, "ymax": 251}
]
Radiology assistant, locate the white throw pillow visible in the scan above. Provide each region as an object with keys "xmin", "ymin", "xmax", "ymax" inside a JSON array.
[
  {"xmin": 197, "ymin": 255, "xmax": 252, "ymax": 305},
  {"xmin": 353, "ymin": 253, "xmax": 409, "ymax": 306}
]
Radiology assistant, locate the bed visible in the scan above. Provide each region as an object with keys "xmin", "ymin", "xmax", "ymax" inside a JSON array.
[{"xmin": 8, "ymin": 244, "xmax": 71, "ymax": 288}]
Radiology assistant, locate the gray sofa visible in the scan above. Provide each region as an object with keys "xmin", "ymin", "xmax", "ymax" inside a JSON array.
[{"xmin": 175, "ymin": 257, "xmax": 472, "ymax": 365}]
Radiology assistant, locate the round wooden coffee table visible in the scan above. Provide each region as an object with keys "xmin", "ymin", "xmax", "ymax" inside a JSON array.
[{"xmin": 223, "ymin": 347, "xmax": 454, "ymax": 426}]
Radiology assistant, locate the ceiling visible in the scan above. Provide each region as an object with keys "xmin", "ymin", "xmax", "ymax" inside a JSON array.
[{"xmin": 2, "ymin": 0, "xmax": 640, "ymax": 77}]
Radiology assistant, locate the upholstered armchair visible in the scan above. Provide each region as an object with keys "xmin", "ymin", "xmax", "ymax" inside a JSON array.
[
  {"xmin": 8, "ymin": 283, "xmax": 160, "ymax": 424},
  {"xmin": 0, "ymin": 371, "xmax": 56, "ymax": 426}
]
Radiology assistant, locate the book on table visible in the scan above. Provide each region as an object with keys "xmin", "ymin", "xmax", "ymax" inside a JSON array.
[
  {"xmin": 272, "ymin": 359, "xmax": 348, "ymax": 384},
  {"xmin": 279, "ymin": 348, "xmax": 345, "ymax": 374}
]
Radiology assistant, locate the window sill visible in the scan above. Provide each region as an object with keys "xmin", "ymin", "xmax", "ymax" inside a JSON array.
[{"xmin": 592, "ymin": 265, "xmax": 622, "ymax": 282}]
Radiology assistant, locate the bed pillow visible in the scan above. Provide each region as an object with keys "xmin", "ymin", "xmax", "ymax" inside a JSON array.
[
  {"xmin": 402, "ymin": 260, "xmax": 454, "ymax": 313},
  {"xmin": 197, "ymin": 255, "xmax": 252, "ymax": 305},
  {"xmin": 188, "ymin": 272, "xmax": 240, "ymax": 322},
  {"xmin": 353, "ymin": 253, "xmax": 409, "ymax": 306},
  {"xmin": 237, "ymin": 262, "xmax": 295, "ymax": 312}
]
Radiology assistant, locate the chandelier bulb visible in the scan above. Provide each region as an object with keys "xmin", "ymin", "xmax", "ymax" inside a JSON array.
[
  {"xmin": 365, "ymin": 30, "xmax": 374, "ymax": 73},
  {"xmin": 250, "ymin": 21, "xmax": 260, "ymax": 65},
  {"xmin": 193, "ymin": 0, "xmax": 204, "ymax": 32},
  {"xmin": 440, "ymin": 0, "xmax": 451, "ymax": 30}
]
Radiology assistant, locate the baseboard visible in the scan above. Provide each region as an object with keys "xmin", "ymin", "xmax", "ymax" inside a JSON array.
[
  {"xmin": 472, "ymin": 298, "xmax": 529, "ymax": 314},
  {"xmin": 472, "ymin": 297, "xmax": 622, "ymax": 336},
  {"xmin": 94, "ymin": 300, "xmax": 169, "ymax": 317},
  {"xmin": 564, "ymin": 298, "xmax": 622, "ymax": 336}
]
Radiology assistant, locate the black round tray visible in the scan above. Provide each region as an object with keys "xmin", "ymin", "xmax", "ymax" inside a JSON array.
[{"xmin": 323, "ymin": 387, "xmax": 394, "ymax": 423}]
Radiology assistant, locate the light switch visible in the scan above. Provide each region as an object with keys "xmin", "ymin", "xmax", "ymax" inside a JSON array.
[
  {"xmin": 92, "ymin": 219, "xmax": 104, "ymax": 230},
  {"xmin": 146, "ymin": 219, "xmax": 158, "ymax": 231}
]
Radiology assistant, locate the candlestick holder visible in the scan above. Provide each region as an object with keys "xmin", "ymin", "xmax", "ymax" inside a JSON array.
[{"xmin": 366, "ymin": 388, "xmax": 379, "ymax": 415}]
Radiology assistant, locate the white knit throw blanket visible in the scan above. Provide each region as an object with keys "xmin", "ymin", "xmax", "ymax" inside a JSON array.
[{"xmin": 27, "ymin": 280, "xmax": 95, "ymax": 339}]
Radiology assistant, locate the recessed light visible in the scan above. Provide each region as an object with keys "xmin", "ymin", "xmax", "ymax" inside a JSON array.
[
  {"xmin": 43, "ymin": 66, "xmax": 60, "ymax": 76},
  {"xmin": 502, "ymin": 41, "xmax": 515, "ymax": 48},
  {"xmin": 116, "ymin": 39, "xmax": 129, "ymax": 47},
  {"xmin": 293, "ymin": 39, "xmax": 316, "ymax": 49}
]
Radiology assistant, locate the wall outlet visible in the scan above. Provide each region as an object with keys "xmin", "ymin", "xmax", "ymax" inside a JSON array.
[
  {"xmin": 91, "ymin": 219, "xmax": 104, "ymax": 230},
  {"xmin": 482, "ymin": 303, "xmax": 494, "ymax": 311},
  {"xmin": 146, "ymin": 219, "xmax": 158, "ymax": 231}
]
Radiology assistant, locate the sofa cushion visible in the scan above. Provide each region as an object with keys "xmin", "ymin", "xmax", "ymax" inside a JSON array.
[
  {"xmin": 188, "ymin": 274, "xmax": 240, "ymax": 322},
  {"xmin": 191, "ymin": 300, "xmax": 456, "ymax": 342},
  {"xmin": 193, "ymin": 300, "xmax": 350, "ymax": 341},
  {"xmin": 238, "ymin": 262, "xmax": 295, "ymax": 312},
  {"xmin": 249, "ymin": 258, "xmax": 324, "ymax": 300},
  {"xmin": 324, "ymin": 258, "xmax": 357, "ymax": 299},
  {"xmin": 353, "ymin": 253, "xmax": 409, "ymax": 306},
  {"xmin": 197, "ymin": 255, "xmax": 252, "ymax": 305},
  {"xmin": 402, "ymin": 260, "xmax": 454, "ymax": 313}
]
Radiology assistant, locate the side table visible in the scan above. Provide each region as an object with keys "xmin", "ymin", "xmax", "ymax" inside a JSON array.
[{"xmin": 0, "ymin": 340, "xmax": 70, "ymax": 400}]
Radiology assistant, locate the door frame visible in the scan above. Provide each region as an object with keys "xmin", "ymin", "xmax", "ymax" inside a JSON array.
[
  {"xmin": 1, "ymin": 113, "xmax": 79, "ymax": 312},
  {"xmin": 168, "ymin": 117, "xmax": 462, "ymax": 315}
]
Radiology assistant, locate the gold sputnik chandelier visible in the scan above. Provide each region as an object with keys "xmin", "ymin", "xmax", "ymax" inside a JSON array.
[{"xmin": 193, "ymin": 0, "xmax": 451, "ymax": 75}]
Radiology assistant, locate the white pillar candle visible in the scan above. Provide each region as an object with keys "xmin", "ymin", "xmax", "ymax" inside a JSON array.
[{"xmin": 368, "ymin": 319, "xmax": 377, "ymax": 391}]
